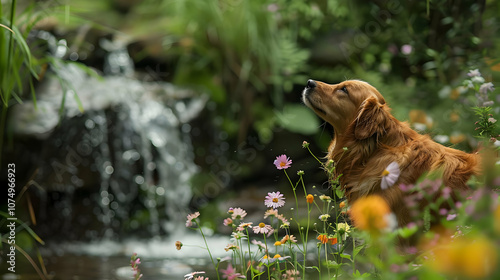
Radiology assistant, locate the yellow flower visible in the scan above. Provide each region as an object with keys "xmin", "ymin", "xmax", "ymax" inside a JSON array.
[
  {"xmin": 427, "ymin": 235, "xmax": 498, "ymax": 279},
  {"xmin": 274, "ymin": 241, "xmax": 282, "ymax": 246},
  {"xmin": 306, "ymin": 194, "xmax": 314, "ymax": 204},
  {"xmin": 349, "ymin": 195, "xmax": 391, "ymax": 232},
  {"xmin": 336, "ymin": 222, "xmax": 351, "ymax": 240}
]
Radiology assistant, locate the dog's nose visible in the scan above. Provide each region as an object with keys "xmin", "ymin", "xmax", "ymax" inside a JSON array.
[{"xmin": 306, "ymin": 79, "xmax": 317, "ymax": 89}]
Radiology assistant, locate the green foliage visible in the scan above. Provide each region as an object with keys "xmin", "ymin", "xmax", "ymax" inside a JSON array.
[
  {"xmin": 275, "ymin": 104, "xmax": 320, "ymax": 135},
  {"xmin": 473, "ymin": 106, "xmax": 497, "ymax": 138},
  {"xmin": 0, "ymin": 1, "xmax": 91, "ymax": 160},
  {"xmin": 46, "ymin": 0, "xmax": 500, "ymax": 149}
]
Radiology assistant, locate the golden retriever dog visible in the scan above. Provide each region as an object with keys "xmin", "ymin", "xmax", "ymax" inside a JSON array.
[{"xmin": 302, "ymin": 79, "xmax": 480, "ymax": 228}]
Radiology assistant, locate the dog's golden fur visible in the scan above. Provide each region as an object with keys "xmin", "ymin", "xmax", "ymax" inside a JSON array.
[{"xmin": 303, "ymin": 79, "xmax": 480, "ymax": 227}]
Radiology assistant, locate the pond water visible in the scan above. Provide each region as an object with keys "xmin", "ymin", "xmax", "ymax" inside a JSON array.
[{"xmin": 2, "ymin": 233, "xmax": 229, "ymax": 279}]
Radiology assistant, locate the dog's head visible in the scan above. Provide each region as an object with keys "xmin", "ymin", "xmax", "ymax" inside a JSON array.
[{"xmin": 302, "ymin": 79, "xmax": 391, "ymax": 139}]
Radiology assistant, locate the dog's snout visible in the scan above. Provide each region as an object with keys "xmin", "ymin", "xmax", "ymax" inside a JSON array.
[{"xmin": 306, "ymin": 79, "xmax": 317, "ymax": 89}]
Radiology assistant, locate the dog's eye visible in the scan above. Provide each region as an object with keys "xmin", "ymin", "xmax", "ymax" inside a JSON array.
[{"xmin": 340, "ymin": 86, "xmax": 348, "ymax": 94}]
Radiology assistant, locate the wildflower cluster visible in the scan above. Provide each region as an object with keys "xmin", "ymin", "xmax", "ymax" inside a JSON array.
[
  {"xmin": 185, "ymin": 271, "xmax": 209, "ymax": 280},
  {"xmin": 174, "ymin": 137, "xmax": 500, "ymax": 279},
  {"xmin": 219, "ymin": 186, "xmax": 298, "ymax": 279},
  {"xmin": 464, "ymin": 69, "xmax": 498, "ymax": 139},
  {"xmin": 400, "ymin": 179, "xmax": 462, "ymax": 231},
  {"xmin": 169, "ymin": 69, "xmax": 500, "ymax": 279}
]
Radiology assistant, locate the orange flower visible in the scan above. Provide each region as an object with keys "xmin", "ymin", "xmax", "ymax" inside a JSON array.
[
  {"xmin": 317, "ymin": 234, "xmax": 337, "ymax": 245},
  {"xmin": 175, "ymin": 241, "xmax": 183, "ymax": 250},
  {"xmin": 306, "ymin": 194, "xmax": 314, "ymax": 204},
  {"xmin": 280, "ymin": 234, "xmax": 297, "ymax": 244},
  {"xmin": 349, "ymin": 195, "xmax": 390, "ymax": 232},
  {"xmin": 339, "ymin": 201, "xmax": 346, "ymax": 209}
]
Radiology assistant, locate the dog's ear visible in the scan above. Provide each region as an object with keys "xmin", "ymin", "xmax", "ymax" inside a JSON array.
[{"xmin": 354, "ymin": 97, "xmax": 392, "ymax": 140}]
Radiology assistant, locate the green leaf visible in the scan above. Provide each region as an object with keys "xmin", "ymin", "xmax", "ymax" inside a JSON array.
[
  {"xmin": 29, "ymin": 78, "xmax": 37, "ymax": 110},
  {"xmin": 353, "ymin": 270, "xmax": 371, "ymax": 278},
  {"xmin": 423, "ymin": 207, "xmax": 431, "ymax": 232},
  {"xmin": 336, "ymin": 188, "xmax": 345, "ymax": 199},
  {"xmin": 251, "ymin": 266, "xmax": 265, "ymax": 279},
  {"xmin": 275, "ymin": 103, "xmax": 320, "ymax": 135},
  {"xmin": 72, "ymin": 90, "xmax": 84, "ymax": 113},
  {"xmin": 339, "ymin": 253, "xmax": 352, "ymax": 261},
  {"xmin": 397, "ymin": 225, "xmax": 418, "ymax": 238},
  {"xmin": 325, "ymin": 260, "xmax": 341, "ymax": 269},
  {"xmin": 352, "ymin": 244, "xmax": 365, "ymax": 258},
  {"xmin": 9, "ymin": 24, "xmax": 37, "ymax": 79}
]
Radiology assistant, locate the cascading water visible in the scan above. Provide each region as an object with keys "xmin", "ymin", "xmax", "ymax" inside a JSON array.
[
  {"xmin": 6, "ymin": 35, "xmax": 235, "ymax": 279},
  {"xmin": 11, "ymin": 44, "xmax": 207, "ymax": 240}
]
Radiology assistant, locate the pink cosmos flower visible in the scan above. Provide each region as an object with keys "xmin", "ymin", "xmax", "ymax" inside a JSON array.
[
  {"xmin": 265, "ymin": 191, "xmax": 285, "ymax": 208},
  {"xmin": 381, "ymin": 162, "xmax": 400, "ymax": 190},
  {"xmin": 277, "ymin": 214, "xmax": 289, "ymax": 226},
  {"xmin": 253, "ymin": 222, "xmax": 274, "ymax": 235},
  {"xmin": 184, "ymin": 271, "xmax": 206, "ymax": 280},
  {"xmin": 231, "ymin": 231, "xmax": 246, "ymax": 240},
  {"xmin": 223, "ymin": 218, "xmax": 233, "ymax": 226},
  {"xmin": 252, "ymin": 239, "xmax": 266, "ymax": 249},
  {"xmin": 220, "ymin": 263, "xmax": 245, "ymax": 280},
  {"xmin": 230, "ymin": 207, "xmax": 247, "ymax": 220},
  {"xmin": 186, "ymin": 212, "xmax": 200, "ymax": 227},
  {"xmin": 264, "ymin": 208, "xmax": 279, "ymax": 219},
  {"xmin": 236, "ymin": 222, "xmax": 253, "ymax": 231},
  {"xmin": 273, "ymin": 154, "xmax": 292, "ymax": 170}
]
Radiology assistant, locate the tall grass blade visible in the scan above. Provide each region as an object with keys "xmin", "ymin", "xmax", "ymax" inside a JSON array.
[{"xmin": 1, "ymin": 239, "xmax": 48, "ymax": 280}]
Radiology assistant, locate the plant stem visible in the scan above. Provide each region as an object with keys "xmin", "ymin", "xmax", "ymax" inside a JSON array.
[
  {"xmin": 196, "ymin": 221, "xmax": 220, "ymax": 280},
  {"xmin": 303, "ymin": 186, "xmax": 312, "ymax": 279},
  {"xmin": 352, "ymin": 236, "xmax": 356, "ymax": 272},
  {"xmin": 245, "ymin": 228, "xmax": 254, "ymax": 278},
  {"xmin": 263, "ymin": 234, "xmax": 271, "ymax": 280}
]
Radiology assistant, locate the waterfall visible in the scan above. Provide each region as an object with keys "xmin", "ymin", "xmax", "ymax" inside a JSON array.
[{"xmin": 10, "ymin": 56, "xmax": 207, "ymax": 239}]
